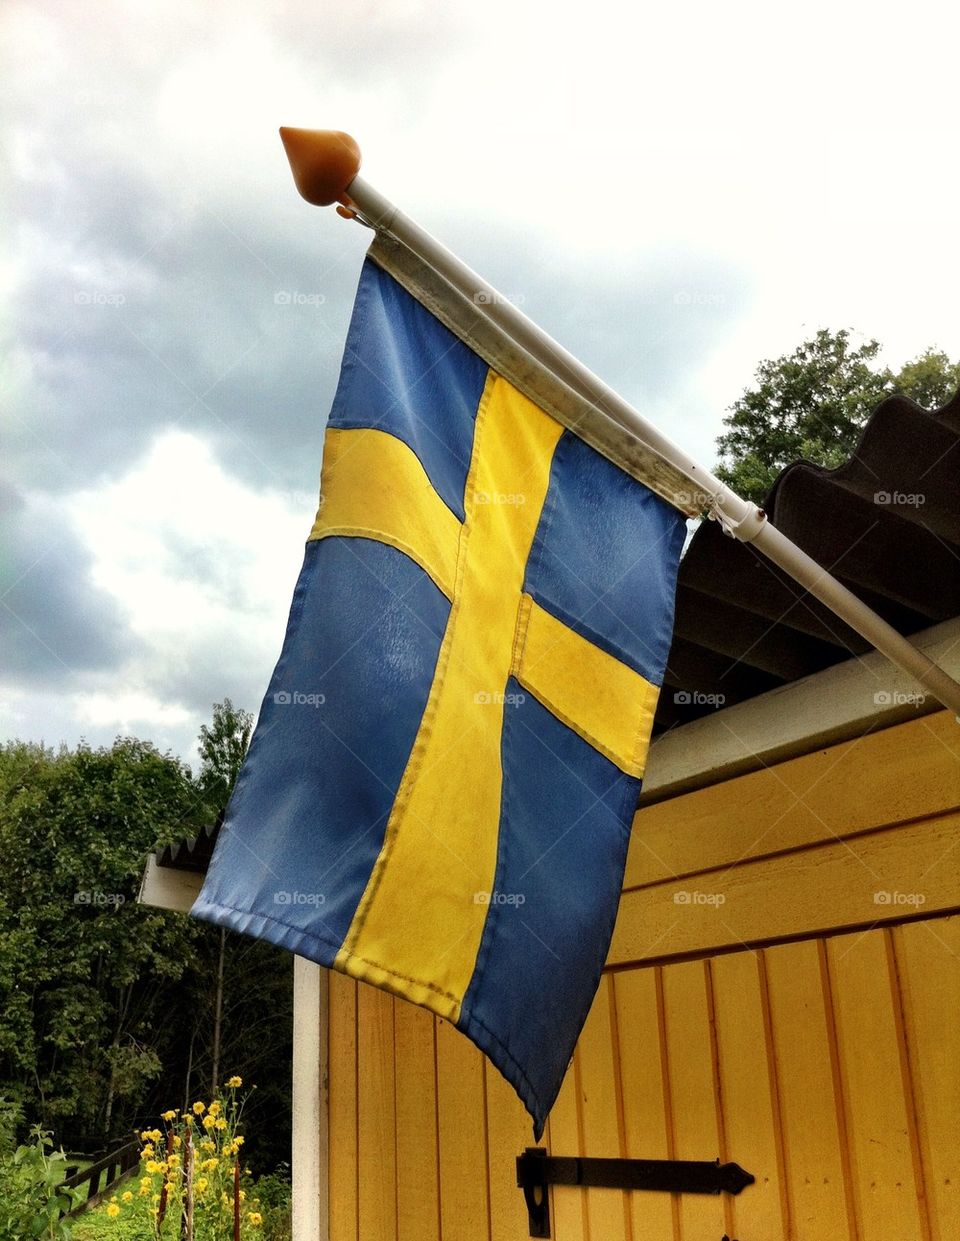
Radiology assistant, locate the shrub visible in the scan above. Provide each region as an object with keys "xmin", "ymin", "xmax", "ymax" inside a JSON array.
[{"xmin": 0, "ymin": 1124, "xmax": 76, "ymax": 1241}]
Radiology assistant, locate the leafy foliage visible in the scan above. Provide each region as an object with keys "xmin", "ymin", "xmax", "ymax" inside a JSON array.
[
  {"xmin": 0, "ymin": 705, "xmax": 293, "ymax": 1173},
  {"xmin": 0, "ymin": 1125, "xmax": 76, "ymax": 1241},
  {"xmin": 891, "ymin": 347, "xmax": 960, "ymax": 411},
  {"xmin": 0, "ymin": 1096, "xmax": 24, "ymax": 1158},
  {"xmin": 0, "ymin": 740, "xmax": 204, "ymax": 1141},
  {"xmin": 714, "ymin": 330, "xmax": 960, "ymax": 504},
  {"xmin": 196, "ymin": 701, "xmax": 252, "ymax": 823}
]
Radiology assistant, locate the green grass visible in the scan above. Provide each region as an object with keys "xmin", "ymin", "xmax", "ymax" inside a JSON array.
[
  {"xmin": 73, "ymin": 1218, "xmax": 159, "ymax": 1241},
  {"xmin": 70, "ymin": 1172, "xmax": 291, "ymax": 1241}
]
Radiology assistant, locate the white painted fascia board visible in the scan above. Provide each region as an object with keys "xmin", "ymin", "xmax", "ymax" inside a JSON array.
[
  {"xmin": 137, "ymin": 854, "xmax": 204, "ymax": 912},
  {"xmin": 641, "ymin": 614, "xmax": 960, "ymax": 805}
]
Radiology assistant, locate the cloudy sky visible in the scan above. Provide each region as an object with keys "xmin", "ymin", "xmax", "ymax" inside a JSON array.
[{"xmin": 4, "ymin": 0, "xmax": 959, "ymax": 767}]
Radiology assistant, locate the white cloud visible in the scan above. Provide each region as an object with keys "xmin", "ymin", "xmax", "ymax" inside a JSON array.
[
  {"xmin": 1, "ymin": 430, "xmax": 316, "ymax": 758},
  {"xmin": 73, "ymin": 691, "xmax": 192, "ymax": 732},
  {"xmin": 67, "ymin": 429, "xmax": 311, "ymax": 641},
  {"xmin": 4, "ymin": 0, "xmax": 960, "ymax": 763},
  {"xmin": 68, "ymin": 431, "xmax": 313, "ymax": 726}
]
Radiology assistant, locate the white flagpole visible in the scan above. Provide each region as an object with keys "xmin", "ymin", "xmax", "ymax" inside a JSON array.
[{"xmin": 278, "ymin": 128, "xmax": 960, "ymax": 719}]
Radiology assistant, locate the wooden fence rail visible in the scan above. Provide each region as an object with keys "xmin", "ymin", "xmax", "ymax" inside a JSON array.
[{"xmin": 58, "ymin": 1135, "xmax": 141, "ymax": 1217}]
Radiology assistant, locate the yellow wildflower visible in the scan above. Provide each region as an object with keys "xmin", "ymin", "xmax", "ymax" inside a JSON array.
[
  {"xmin": 149, "ymin": 1128, "xmax": 162, "ymax": 1142},
  {"xmin": 195, "ymin": 1177, "xmax": 208, "ymax": 1193},
  {"xmin": 122, "ymin": 1190, "xmax": 133, "ymax": 1203},
  {"xmin": 234, "ymin": 1135, "xmax": 245, "ymax": 1146},
  {"xmin": 247, "ymin": 1212, "xmax": 263, "ymax": 1227},
  {"xmin": 201, "ymin": 1139, "xmax": 216, "ymax": 1152},
  {"xmin": 202, "ymin": 1114, "xmax": 216, "ymax": 1130},
  {"xmin": 192, "ymin": 1101, "xmax": 206, "ymax": 1115},
  {"xmin": 227, "ymin": 1075, "xmax": 242, "ymax": 1088},
  {"xmin": 238, "ymin": 1189, "xmax": 246, "ymax": 1201},
  {"xmin": 140, "ymin": 1145, "xmax": 155, "ymax": 1160},
  {"xmin": 208, "ymin": 1100, "xmax": 222, "ymax": 1117},
  {"xmin": 167, "ymin": 1153, "xmax": 180, "ymax": 1167},
  {"xmin": 162, "ymin": 1109, "xmax": 177, "ymax": 1121},
  {"xmin": 172, "ymin": 1135, "xmax": 182, "ymax": 1148},
  {"xmin": 145, "ymin": 1161, "xmax": 160, "ymax": 1175},
  {"xmin": 140, "ymin": 1176, "xmax": 151, "ymax": 1188},
  {"xmin": 184, "ymin": 1115, "xmax": 193, "ymax": 1126},
  {"xmin": 214, "ymin": 1117, "xmax": 227, "ymax": 1131},
  {"xmin": 203, "ymin": 1157, "xmax": 219, "ymax": 1171},
  {"xmin": 106, "ymin": 1203, "xmax": 120, "ymax": 1218}
]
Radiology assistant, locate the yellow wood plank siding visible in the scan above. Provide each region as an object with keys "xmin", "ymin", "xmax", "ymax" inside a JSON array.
[
  {"xmin": 575, "ymin": 976, "xmax": 630, "ymax": 1239},
  {"xmin": 485, "ymin": 1046, "xmax": 539, "ymax": 1241},
  {"xmin": 611, "ymin": 812, "xmax": 960, "ymax": 965},
  {"xmin": 546, "ymin": 1048, "xmax": 584, "ymax": 1241},
  {"xmin": 394, "ymin": 1001, "xmax": 440, "ymax": 1241},
  {"xmin": 710, "ymin": 951, "xmax": 788, "ymax": 1239},
  {"xmin": 763, "ymin": 940, "xmax": 856, "ymax": 1239},
  {"xmin": 612, "ymin": 969, "xmax": 674, "ymax": 1241},
  {"xmin": 893, "ymin": 918, "xmax": 960, "ymax": 1238},
  {"xmin": 612, "ymin": 710, "xmax": 960, "ymax": 966},
  {"xmin": 328, "ymin": 969, "xmax": 357, "ymax": 1241},
  {"xmin": 326, "ymin": 713, "xmax": 960, "ymax": 1239},
  {"xmin": 436, "ymin": 1018, "xmax": 491, "ymax": 1241},
  {"xmin": 357, "ymin": 985, "xmax": 397, "ymax": 1240},
  {"xmin": 624, "ymin": 711, "xmax": 960, "ymax": 888},
  {"xmin": 826, "ymin": 931, "xmax": 931, "ymax": 1241}
]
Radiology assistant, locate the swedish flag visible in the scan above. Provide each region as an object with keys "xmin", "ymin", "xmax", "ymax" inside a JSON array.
[{"xmin": 192, "ymin": 247, "xmax": 686, "ymax": 1134}]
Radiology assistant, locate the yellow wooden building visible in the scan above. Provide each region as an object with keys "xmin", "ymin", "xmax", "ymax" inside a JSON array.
[{"xmin": 313, "ymin": 626, "xmax": 960, "ymax": 1241}]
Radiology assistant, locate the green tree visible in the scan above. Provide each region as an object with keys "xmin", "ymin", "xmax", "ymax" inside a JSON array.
[
  {"xmin": 193, "ymin": 700, "xmax": 253, "ymax": 1097},
  {"xmin": 0, "ymin": 739, "xmax": 205, "ymax": 1145},
  {"xmin": 714, "ymin": 330, "xmax": 960, "ymax": 504},
  {"xmin": 195, "ymin": 699, "xmax": 252, "ymax": 822},
  {"xmin": 0, "ymin": 706, "xmax": 293, "ymax": 1173},
  {"xmin": 891, "ymin": 347, "xmax": 960, "ymax": 411},
  {"xmin": 182, "ymin": 701, "xmax": 294, "ymax": 1172}
]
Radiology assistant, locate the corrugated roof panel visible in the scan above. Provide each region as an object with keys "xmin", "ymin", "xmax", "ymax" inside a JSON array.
[{"xmin": 654, "ymin": 390, "xmax": 960, "ymax": 734}]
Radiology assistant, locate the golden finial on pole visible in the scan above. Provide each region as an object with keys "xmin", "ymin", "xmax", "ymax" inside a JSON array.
[{"xmin": 279, "ymin": 128, "xmax": 362, "ymax": 208}]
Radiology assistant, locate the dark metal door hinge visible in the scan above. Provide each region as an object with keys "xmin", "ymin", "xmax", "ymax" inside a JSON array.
[{"xmin": 516, "ymin": 1146, "xmax": 755, "ymax": 1238}]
